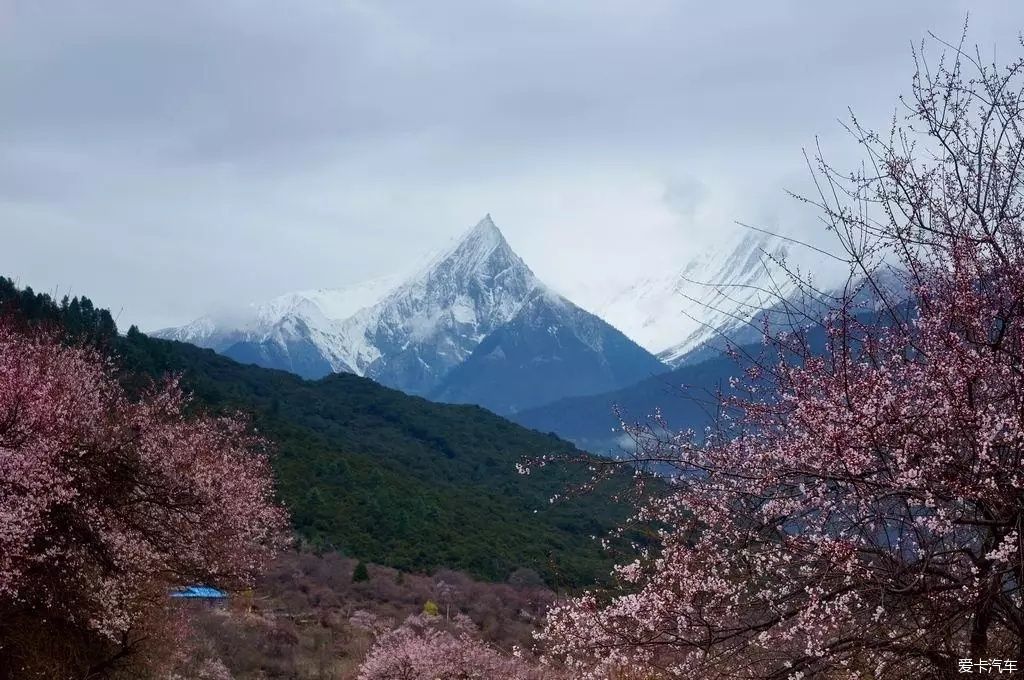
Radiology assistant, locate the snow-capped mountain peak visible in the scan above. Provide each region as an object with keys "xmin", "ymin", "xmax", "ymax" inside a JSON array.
[
  {"xmin": 333, "ymin": 216, "xmax": 542, "ymax": 392},
  {"xmin": 157, "ymin": 314, "xmax": 218, "ymax": 345},
  {"xmin": 154, "ymin": 215, "xmax": 544, "ymax": 389},
  {"xmin": 155, "ymin": 214, "xmax": 666, "ymax": 407},
  {"xmin": 443, "ymin": 213, "xmax": 507, "ymax": 269}
]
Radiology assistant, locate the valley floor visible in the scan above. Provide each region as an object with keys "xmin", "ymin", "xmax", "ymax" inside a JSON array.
[{"xmin": 172, "ymin": 551, "xmax": 554, "ymax": 679}]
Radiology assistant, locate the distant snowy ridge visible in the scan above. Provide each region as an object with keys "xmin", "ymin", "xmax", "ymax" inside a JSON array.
[
  {"xmin": 153, "ymin": 275, "xmax": 401, "ymax": 376},
  {"xmin": 595, "ymin": 230, "xmax": 798, "ymax": 366},
  {"xmin": 155, "ymin": 216, "xmax": 817, "ymax": 392}
]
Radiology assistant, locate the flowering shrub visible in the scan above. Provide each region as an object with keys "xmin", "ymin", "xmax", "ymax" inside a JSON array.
[
  {"xmin": 358, "ymin": 612, "xmax": 552, "ymax": 680},
  {"xmin": 539, "ymin": 34, "xmax": 1024, "ymax": 678},
  {"xmin": 0, "ymin": 324, "xmax": 288, "ymax": 677}
]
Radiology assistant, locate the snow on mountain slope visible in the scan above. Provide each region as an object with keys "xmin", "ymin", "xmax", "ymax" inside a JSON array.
[
  {"xmin": 152, "ymin": 276, "xmax": 401, "ymax": 377},
  {"xmin": 158, "ymin": 315, "xmax": 219, "ymax": 346},
  {"xmin": 155, "ymin": 215, "xmax": 540, "ymax": 387},
  {"xmin": 431, "ymin": 286, "xmax": 668, "ymax": 414},
  {"xmin": 595, "ymin": 230, "xmax": 797, "ymax": 366},
  {"xmin": 259, "ymin": 276, "xmax": 402, "ymax": 325},
  {"xmin": 333, "ymin": 214, "xmax": 543, "ymax": 394},
  {"xmin": 152, "ymin": 215, "xmax": 563, "ymax": 389}
]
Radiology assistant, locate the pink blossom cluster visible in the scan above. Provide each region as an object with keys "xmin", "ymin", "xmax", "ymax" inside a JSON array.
[
  {"xmin": 358, "ymin": 612, "xmax": 553, "ymax": 680},
  {"xmin": 0, "ymin": 324, "xmax": 289, "ymax": 645}
]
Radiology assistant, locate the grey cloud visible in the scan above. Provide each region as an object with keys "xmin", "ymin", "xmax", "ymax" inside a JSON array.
[
  {"xmin": 1, "ymin": 0, "xmax": 1022, "ymax": 329},
  {"xmin": 662, "ymin": 177, "xmax": 708, "ymax": 222}
]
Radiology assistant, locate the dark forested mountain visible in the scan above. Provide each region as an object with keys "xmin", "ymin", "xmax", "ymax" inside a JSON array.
[
  {"xmin": 512, "ymin": 309, "xmax": 880, "ymax": 453},
  {"xmin": 511, "ymin": 350, "xmax": 745, "ymax": 454},
  {"xmin": 1, "ymin": 277, "xmax": 628, "ymax": 586},
  {"xmin": 431, "ymin": 287, "xmax": 667, "ymax": 415},
  {"xmin": 155, "ymin": 215, "xmax": 667, "ymax": 411}
]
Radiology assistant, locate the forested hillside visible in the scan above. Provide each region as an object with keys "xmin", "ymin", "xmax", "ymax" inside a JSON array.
[{"xmin": 0, "ymin": 277, "xmax": 626, "ymax": 586}]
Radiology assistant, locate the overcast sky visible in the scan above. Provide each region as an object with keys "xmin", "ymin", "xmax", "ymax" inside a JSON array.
[{"xmin": 3, "ymin": 1, "xmax": 1023, "ymax": 330}]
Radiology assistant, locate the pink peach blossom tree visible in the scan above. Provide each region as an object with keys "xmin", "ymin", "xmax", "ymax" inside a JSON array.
[
  {"xmin": 0, "ymin": 324, "xmax": 288, "ymax": 678},
  {"xmin": 539, "ymin": 33, "xmax": 1024, "ymax": 679}
]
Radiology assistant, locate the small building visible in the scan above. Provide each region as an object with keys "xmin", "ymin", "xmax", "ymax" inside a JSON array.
[{"xmin": 170, "ymin": 585, "xmax": 228, "ymax": 600}]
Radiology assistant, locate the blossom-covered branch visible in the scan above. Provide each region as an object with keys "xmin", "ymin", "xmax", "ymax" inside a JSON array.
[{"xmin": 540, "ymin": 30, "xmax": 1024, "ymax": 679}]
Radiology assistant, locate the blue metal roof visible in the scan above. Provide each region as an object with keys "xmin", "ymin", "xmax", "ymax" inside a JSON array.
[{"xmin": 170, "ymin": 585, "xmax": 228, "ymax": 599}]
